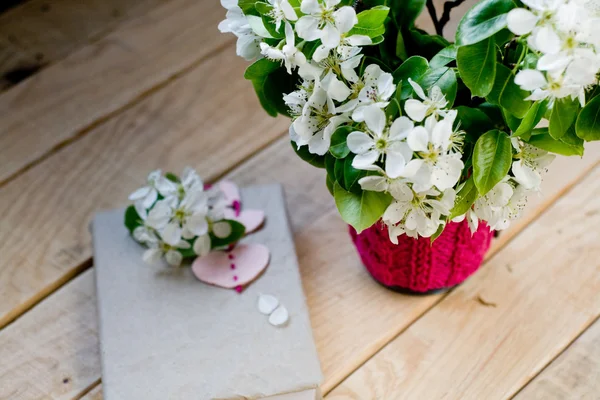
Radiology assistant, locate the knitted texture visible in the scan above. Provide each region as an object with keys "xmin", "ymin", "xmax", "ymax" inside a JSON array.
[{"xmin": 349, "ymin": 220, "xmax": 493, "ymax": 292}]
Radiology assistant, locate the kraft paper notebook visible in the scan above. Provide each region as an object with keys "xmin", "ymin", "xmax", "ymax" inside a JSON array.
[{"xmin": 93, "ymin": 183, "xmax": 323, "ymax": 399}]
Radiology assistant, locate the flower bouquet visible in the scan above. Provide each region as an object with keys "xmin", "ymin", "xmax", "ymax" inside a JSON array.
[{"xmin": 219, "ymin": 0, "xmax": 600, "ymax": 292}]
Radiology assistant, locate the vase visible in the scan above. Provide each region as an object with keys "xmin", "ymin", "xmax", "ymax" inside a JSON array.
[{"xmin": 349, "ymin": 220, "xmax": 493, "ymax": 294}]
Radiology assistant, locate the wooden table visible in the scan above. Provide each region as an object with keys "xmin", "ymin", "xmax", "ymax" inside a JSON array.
[{"xmin": 0, "ymin": 0, "xmax": 599, "ymax": 399}]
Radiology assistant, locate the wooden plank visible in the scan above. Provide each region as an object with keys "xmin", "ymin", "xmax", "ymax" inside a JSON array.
[
  {"xmin": 328, "ymin": 166, "xmax": 600, "ymax": 400},
  {"xmin": 1, "ymin": 140, "xmax": 599, "ymax": 398},
  {"xmin": 81, "ymin": 386, "xmax": 103, "ymax": 400},
  {"xmin": 0, "ymin": 0, "xmax": 232, "ymax": 183},
  {"xmin": 0, "ymin": 44, "xmax": 289, "ymax": 330},
  {"xmin": 514, "ymin": 317, "xmax": 600, "ymax": 400},
  {"xmin": 0, "ymin": 0, "xmax": 167, "ymax": 91}
]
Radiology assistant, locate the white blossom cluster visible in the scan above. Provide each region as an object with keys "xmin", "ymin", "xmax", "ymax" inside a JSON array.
[
  {"xmin": 129, "ymin": 168, "xmax": 232, "ymax": 266},
  {"xmin": 507, "ymin": 0, "xmax": 600, "ymax": 105},
  {"xmin": 219, "ymin": 0, "xmax": 557, "ymax": 241}
]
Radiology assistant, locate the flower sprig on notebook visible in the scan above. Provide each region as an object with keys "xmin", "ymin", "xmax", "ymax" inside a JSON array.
[
  {"xmin": 219, "ymin": 0, "xmax": 600, "ymax": 242},
  {"xmin": 124, "ymin": 168, "xmax": 245, "ymax": 266}
]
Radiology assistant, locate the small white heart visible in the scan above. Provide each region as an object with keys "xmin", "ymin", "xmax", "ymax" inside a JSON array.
[
  {"xmin": 268, "ymin": 305, "xmax": 289, "ymax": 326},
  {"xmin": 257, "ymin": 294, "xmax": 279, "ymax": 315}
]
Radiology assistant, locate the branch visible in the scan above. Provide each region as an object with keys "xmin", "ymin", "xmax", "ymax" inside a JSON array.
[
  {"xmin": 426, "ymin": 0, "xmax": 442, "ymax": 35},
  {"xmin": 438, "ymin": 0, "xmax": 467, "ymax": 34}
]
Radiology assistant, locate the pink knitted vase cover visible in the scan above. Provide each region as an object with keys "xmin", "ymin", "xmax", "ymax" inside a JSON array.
[{"xmin": 349, "ymin": 220, "xmax": 493, "ymax": 293}]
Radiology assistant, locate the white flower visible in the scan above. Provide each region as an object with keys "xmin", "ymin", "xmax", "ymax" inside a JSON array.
[
  {"xmin": 129, "ymin": 170, "xmax": 177, "ymax": 219},
  {"xmin": 347, "ymin": 106, "xmax": 413, "ymax": 177},
  {"xmin": 322, "ymin": 71, "xmax": 352, "ymax": 102},
  {"xmin": 193, "ymin": 234, "xmax": 212, "ymax": 257},
  {"xmin": 147, "ymin": 188, "xmax": 210, "ymax": 245},
  {"xmin": 472, "ymin": 179, "xmax": 513, "ymax": 230},
  {"xmin": 352, "ymin": 64, "xmax": 395, "ymax": 121},
  {"xmin": 291, "ymin": 86, "xmax": 353, "ymax": 155},
  {"xmin": 218, "ymin": 1, "xmax": 262, "ymax": 60},
  {"xmin": 403, "ymin": 112, "xmax": 464, "ymax": 192},
  {"xmin": 511, "ymin": 138, "xmax": 555, "ymax": 190},
  {"xmin": 404, "ymin": 79, "xmax": 448, "ymax": 122},
  {"xmin": 143, "ymin": 239, "xmax": 192, "ymax": 267},
  {"xmin": 383, "ymin": 186, "xmax": 455, "ymax": 241},
  {"xmin": 295, "ymin": 0, "xmax": 357, "ymax": 53},
  {"xmin": 260, "ymin": 22, "xmax": 307, "ymax": 73},
  {"xmin": 267, "ymin": 0, "xmax": 298, "ymax": 29}
]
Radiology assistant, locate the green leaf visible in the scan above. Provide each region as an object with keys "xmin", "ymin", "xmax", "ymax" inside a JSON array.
[
  {"xmin": 528, "ymin": 128, "xmax": 584, "ymax": 156},
  {"xmin": 503, "ymin": 108, "xmax": 521, "ymax": 132},
  {"xmin": 486, "ymin": 64, "xmax": 531, "ymax": 119},
  {"xmin": 549, "ymin": 97, "xmax": 580, "ymax": 139},
  {"xmin": 455, "ymin": 0, "xmax": 516, "ymax": 46},
  {"xmin": 450, "ymin": 177, "xmax": 478, "ymax": 219},
  {"xmin": 246, "ymin": 14, "xmax": 275, "ymax": 38},
  {"xmin": 124, "ymin": 205, "xmax": 142, "ymax": 234},
  {"xmin": 473, "ymin": 130, "xmax": 513, "ymax": 195},
  {"xmin": 210, "ymin": 220, "xmax": 246, "ymax": 248},
  {"xmin": 395, "ymin": 30, "xmax": 408, "ymax": 60},
  {"xmin": 386, "ymin": 98, "xmax": 402, "ymax": 119},
  {"xmin": 576, "ymin": 94, "xmax": 600, "ymax": 141},
  {"xmin": 333, "ymin": 183, "xmax": 393, "ymax": 233},
  {"xmin": 325, "ymin": 153, "xmax": 337, "ymax": 182},
  {"xmin": 326, "ymin": 174, "xmax": 335, "ymax": 196},
  {"xmin": 392, "ymin": 0, "xmax": 426, "ymax": 27},
  {"xmin": 344, "ymin": 156, "xmax": 368, "ymax": 193},
  {"xmin": 330, "ymin": 126, "xmax": 353, "ymax": 159},
  {"xmin": 405, "ymin": 28, "xmax": 450, "ymax": 60},
  {"xmin": 334, "ymin": 157, "xmax": 346, "ymax": 188},
  {"xmin": 430, "ymin": 45, "xmax": 458, "ymax": 69},
  {"xmin": 165, "ymin": 172, "xmax": 180, "ymax": 183},
  {"xmin": 457, "ymin": 37, "xmax": 496, "ymax": 97},
  {"xmin": 244, "ymin": 58, "xmax": 284, "ymax": 117},
  {"xmin": 513, "ymin": 100, "xmax": 548, "ymax": 139},
  {"xmin": 430, "ymin": 223, "xmax": 446, "ymax": 244},
  {"xmin": 292, "ymin": 141, "xmax": 326, "ymax": 168},
  {"xmin": 348, "ymin": 6, "xmax": 390, "ymax": 38},
  {"xmin": 456, "ymin": 106, "xmax": 496, "ymax": 143},
  {"xmin": 392, "ymin": 56, "xmax": 429, "ymax": 98},
  {"xmin": 418, "ymin": 67, "xmax": 458, "ymax": 107}
]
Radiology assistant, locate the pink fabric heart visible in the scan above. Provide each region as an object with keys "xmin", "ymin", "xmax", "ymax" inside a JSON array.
[
  {"xmin": 218, "ymin": 180, "xmax": 241, "ymax": 206},
  {"xmin": 224, "ymin": 209, "xmax": 265, "ymax": 234},
  {"xmin": 191, "ymin": 244, "xmax": 270, "ymax": 289}
]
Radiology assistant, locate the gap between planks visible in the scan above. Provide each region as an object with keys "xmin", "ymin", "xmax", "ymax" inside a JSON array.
[
  {"xmin": 0, "ymin": 37, "xmax": 234, "ymax": 190},
  {"xmin": 322, "ymin": 157, "xmax": 600, "ymax": 397}
]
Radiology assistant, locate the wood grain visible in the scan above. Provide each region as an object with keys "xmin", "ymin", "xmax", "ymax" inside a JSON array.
[
  {"xmin": 514, "ymin": 317, "xmax": 600, "ymax": 400},
  {"xmin": 0, "ymin": 0, "xmax": 168, "ymax": 92},
  {"xmin": 0, "ymin": 45, "xmax": 289, "ymax": 330},
  {"xmin": 0, "ymin": 0, "xmax": 232, "ymax": 183},
  {"xmin": 328, "ymin": 166, "xmax": 600, "ymax": 400},
  {"xmin": 1, "ymin": 141, "xmax": 599, "ymax": 399}
]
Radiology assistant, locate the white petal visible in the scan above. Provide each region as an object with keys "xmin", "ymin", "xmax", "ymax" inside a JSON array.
[
  {"xmin": 363, "ymin": 105, "xmax": 386, "ymax": 135},
  {"xmin": 129, "ymin": 186, "xmax": 151, "ymax": 201},
  {"xmin": 389, "ymin": 116, "xmax": 414, "ymax": 140},
  {"xmin": 193, "ymin": 235, "xmax": 211, "ymax": 256},
  {"xmin": 295, "ymin": 16, "xmax": 321, "ymax": 41},
  {"xmin": 352, "ymin": 150, "xmax": 380, "ymax": 169},
  {"xmin": 213, "ymin": 221, "xmax": 233, "ymax": 238},
  {"xmin": 325, "ymin": 75, "xmax": 351, "ymax": 101},
  {"xmin": 347, "ymin": 131, "xmax": 374, "ymax": 154},
  {"xmin": 134, "ymin": 201, "xmax": 148, "ymax": 221},
  {"xmin": 269, "ymin": 305, "xmax": 289, "ymax": 326},
  {"xmin": 385, "ymin": 151, "xmax": 407, "ymax": 179},
  {"xmin": 408, "ymin": 78, "xmax": 427, "ymax": 100},
  {"xmin": 280, "ymin": 0, "xmax": 298, "ymax": 20},
  {"xmin": 186, "ymin": 214, "xmax": 209, "ymax": 236},
  {"xmin": 537, "ymin": 52, "xmax": 571, "ymax": 72},
  {"xmin": 312, "ymin": 44, "xmax": 330, "ymax": 62},
  {"xmin": 165, "ymin": 250, "xmax": 183, "ymax": 267},
  {"xmin": 514, "ymin": 69, "xmax": 547, "ymax": 91},
  {"xmin": 512, "ymin": 160, "xmax": 541, "ymax": 189},
  {"xmin": 507, "ymin": 8, "xmax": 538, "ymax": 35},
  {"xmin": 236, "ymin": 34, "xmax": 261, "ymax": 61},
  {"xmin": 334, "ymin": 6, "xmax": 358, "ymax": 34},
  {"xmin": 535, "ymin": 26, "xmax": 561, "ymax": 54},
  {"xmin": 346, "ymin": 35, "xmax": 371, "ymax": 46},
  {"xmin": 143, "ymin": 248, "xmax": 163, "ymax": 265},
  {"xmin": 404, "ymin": 99, "xmax": 428, "ymax": 122},
  {"xmin": 431, "ymin": 118, "xmax": 453, "ymax": 150},
  {"xmin": 300, "ymin": 0, "xmax": 320, "ymax": 14},
  {"xmin": 407, "ymin": 126, "xmax": 429, "ymax": 152},
  {"xmin": 161, "ymin": 222, "xmax": 183, "ymax": 246},
  {"xmin": 321, "ymin": 22, "xmax": 341, "ymax": 48},
  {"xmin": 258, "ymin": 294, "xmax": 280, "ymax": 315},
  {"xmin": 141, "ymin": 189, "xmax": 158, "ymax": 210},
  {"xmin": 431, "ymin": 156, "xmax": 463, "ymax": 190},
  {"xmin": 155, "ymin": 176, "xmax": 178, "ymax": 196},
  {"xmin": 358, "ymin": 175, "xmax": 388, "ymax": 192}
]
